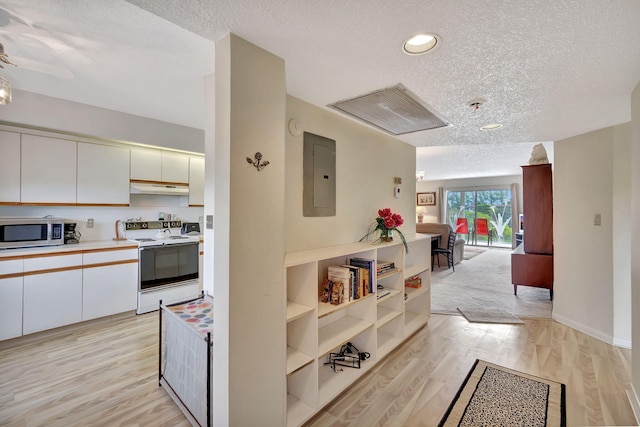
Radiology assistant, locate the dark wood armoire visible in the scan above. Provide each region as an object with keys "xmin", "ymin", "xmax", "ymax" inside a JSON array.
[{"xmin": 511, "ymin": 163, "xmax": 554, "ymax": 299}]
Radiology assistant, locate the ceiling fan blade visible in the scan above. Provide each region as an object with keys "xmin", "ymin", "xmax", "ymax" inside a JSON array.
[{"xmin": 10, "ymin": 55, "xmax": 73, "ymax": 79}]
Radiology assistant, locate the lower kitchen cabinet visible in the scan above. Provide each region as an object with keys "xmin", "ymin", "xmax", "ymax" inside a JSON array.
[
  {"xmin": 0, "ymin": 244, "xmax": 140, "ymax": 341},
  {"xmin": 23, "ymin": 269, "xmax": 83, "ymax": 334},
  {"xmin": 0, "ymin": 277, "xmax": 24, "ymax": 340},
  {"xmin": 0, "ymin": 258, "xmax": 24, "ymax": 341},
  {"xmin": 83, "ymin": 261, "xmax": 138, "ymax": 320}
]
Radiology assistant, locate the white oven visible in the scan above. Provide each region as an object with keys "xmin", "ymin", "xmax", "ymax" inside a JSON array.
[{"xmin": 125, "ymin": 220, "xmax": 201, "ymax": 314}]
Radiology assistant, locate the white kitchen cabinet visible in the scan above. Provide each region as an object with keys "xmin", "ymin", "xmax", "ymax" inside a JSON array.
[
  {"xmin": 0, "ymin": 259, "xmax": 24, "ymax": 340},
  {"xmin": 130, "ymin": 148, "xmax": 162, "ymax": 181},
  {"xmin": 23, "ymin": 253, "xmax": 83, "ymax": 334},
  {"xmin": 131, "ymin": 148, "xmax": 190, "ymax": 184},
  {"xmin": 82, "ymin": 248, "xmax": 138, "ymax": 320},
  {"xmin": 0, "ymin": 130, "xmax": 21, "ymax": 203},
  {"xmin": 23, "ymin": 269, "xmax": 83, "ymax": 334},
  {"xmin": 77, "ymin": 142, "xmax": 131, "ymax": 205},
  {"xmin": 189, "ymin": 156, "xmax": 205, "ymax": 206},
  {"xmin": 161, "ymin": 152, "xmax": 190, "ymax": 183},
  {"xmin": 21, "ymin": 134, "xmax": 77, "ymax": 204}
]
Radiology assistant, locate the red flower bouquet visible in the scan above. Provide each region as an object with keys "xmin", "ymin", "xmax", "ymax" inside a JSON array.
[{"xmin": 360, "ymin": 208, "xmax": 408, "ymax": 253}]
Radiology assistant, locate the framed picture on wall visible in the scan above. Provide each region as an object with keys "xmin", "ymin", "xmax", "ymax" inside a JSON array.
[{"xmin": 417, "ymin": 192, "xmax": 436, "ymax": 206}]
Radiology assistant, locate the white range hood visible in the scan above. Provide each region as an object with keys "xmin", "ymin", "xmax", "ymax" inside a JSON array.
[{"xmin": 130, "ymin": 182, "xmax": 189, "ymax": 196}]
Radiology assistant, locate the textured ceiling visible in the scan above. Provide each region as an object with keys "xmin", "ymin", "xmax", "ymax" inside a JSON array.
[{"xmin": 1, "ymin": 1, "xmax": 639, "ymax": 179}]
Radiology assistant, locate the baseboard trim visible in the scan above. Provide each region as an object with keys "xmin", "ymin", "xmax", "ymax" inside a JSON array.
[
  {"xmin": 627, "ymin": 384, "xmax": 640, "ymax": 425},
  {"xmin": 551, "ymin": 313, "xmax": 626, "ymax": 347},
  {"xmin": 613, "ymin": 337, "xmax": 633, "ymax": 349}
]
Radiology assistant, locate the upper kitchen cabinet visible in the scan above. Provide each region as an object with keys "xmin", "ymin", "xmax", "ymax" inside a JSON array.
[
  {"xmin": 130, "ymin": 148, "xmax": 162, "ymax": 181},
  {"xmin": 161, "ymin": 152, "xmax": 190, "ymax": 184},
  {"xmin": 77, "ymin": 142, "xmax": 130, "ymax": 205},
  {"xmin": 0, "ymin": 131, "xmax": 21, "ymax": 204},
  {"xmin": 189, "ymin": 156, "xmax": 205, "ymax": 206},
  {"xmin": 130, "ymin": 148, "xmax": 190, "ymax": 184},
  {"xmin": 21, "ymin": 134, "xmax": 77, "ymax": 204}
]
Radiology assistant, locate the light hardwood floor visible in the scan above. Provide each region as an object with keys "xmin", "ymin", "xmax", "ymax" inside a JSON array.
[{"xmin": 0, "ymin": 313, "xmax": 636, "ymax": 426}]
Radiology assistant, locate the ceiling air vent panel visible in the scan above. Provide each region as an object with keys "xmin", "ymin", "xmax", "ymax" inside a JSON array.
[{"xmin": 329, "ymin": 84, "xmax": 451, "ymax": 135}]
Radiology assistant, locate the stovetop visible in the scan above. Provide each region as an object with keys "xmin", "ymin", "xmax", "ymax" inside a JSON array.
[
  {"xmin": 129, "ymin": 235, "xmax": 200, "ymax": 247},
  {"xmin": 124, "ymin": 220, "xmax": 200, "ymax": 247}
]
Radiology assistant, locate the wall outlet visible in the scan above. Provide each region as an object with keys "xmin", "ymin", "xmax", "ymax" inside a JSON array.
[
  {"xmin": 206, "ymin": 215, "xmax": 214, "ymax": 229},
  {"xmin": 87, "ymin": 218, "xmax": 94, "ymax": 228},
  {"xmin": 594, "ymin": 213, "xmax": 601, "ymax": 226}
]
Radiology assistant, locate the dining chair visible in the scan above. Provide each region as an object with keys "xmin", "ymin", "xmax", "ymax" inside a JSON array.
[
  {"xmin": 474, "ymin": 218, "xmax": 492, "ymax": 245},
  {"xmin": 433, "ymin": 231, "xmax": 457, "ymax": 272},
  {"xmin": 455, "ymin": 218, "xmax": 470, "ymax": 243}
]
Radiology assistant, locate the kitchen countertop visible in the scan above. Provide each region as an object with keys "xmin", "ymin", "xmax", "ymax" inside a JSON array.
[{"xmin": 0, "ymin": 240, "xmax": 140, "ymax": 259}]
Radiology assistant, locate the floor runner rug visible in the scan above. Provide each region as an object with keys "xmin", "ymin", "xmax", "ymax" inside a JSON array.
[
  {"xmin": 457, "ymin": 307, "xmax": 524, "ymax": 324},
  {"xmin": 439, "ymin": 359, "xmax": 566, "ymax": 426}
]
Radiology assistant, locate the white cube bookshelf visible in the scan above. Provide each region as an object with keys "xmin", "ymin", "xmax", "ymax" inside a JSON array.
[{"xmin": 283, "ymin": 234, "xmax": 432, "ymax": 426}]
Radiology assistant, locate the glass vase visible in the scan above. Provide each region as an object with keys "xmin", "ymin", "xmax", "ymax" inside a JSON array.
[{"xmin": 380, "ymin": 228, "xmax": 393, "ymax": 242}]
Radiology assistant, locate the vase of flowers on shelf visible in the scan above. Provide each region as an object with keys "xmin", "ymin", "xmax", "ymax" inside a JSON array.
[{"xmin": 360, "ymin": 208, "xmax": 408, "ymax": 253}]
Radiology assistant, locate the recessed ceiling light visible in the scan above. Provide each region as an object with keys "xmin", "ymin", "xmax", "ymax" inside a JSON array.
[
  {"xmin": 403, "ymin": 33, "xmax": 440, "ymax": 55},
  {"xmin": 481, "ymin": 123, "xmax": 503, "ymax": 130}
]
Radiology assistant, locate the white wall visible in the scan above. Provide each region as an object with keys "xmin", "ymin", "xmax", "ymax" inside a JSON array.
[
  {"xmin": 2, "ymin": 90, "xmax": 204, "ymax": 153},
  {"xmin": 612, "ymin": 124, "xmax": 632, "ymax": 346},
  {"xmin": 285, "ymin": 96, "xmax": 416, "ymax": 252},
  {"xmin": 416, "ymin": 175, "xmax": 523, "ymax": 224},
  {"xmin": 630, "ymin": 79, "xmax": 640, "ymax": 412},
  {"xmin": 553, "ymin": 124, "xmax": 632, "ymax": 346},
  {"xmin": 202, "ymin": 73, "xmax": 215, "ymax": 296},
  {"xmin": 213, "ymin": 34, "xmax": 286, "ymax": 426}
]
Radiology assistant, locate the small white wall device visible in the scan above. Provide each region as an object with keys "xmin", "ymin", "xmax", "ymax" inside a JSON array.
[{"xmin": 394, "ymin": 186, "xmax": 401, "ymax": 198}]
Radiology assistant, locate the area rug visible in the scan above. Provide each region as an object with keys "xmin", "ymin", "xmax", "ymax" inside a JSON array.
[
  {"xmin": 457, "ymin": 307, "xmax": 524, "ymax": 324},
  {"xmin": 439, "ymin": 359, "xmax": 566, "ymax": 427}
]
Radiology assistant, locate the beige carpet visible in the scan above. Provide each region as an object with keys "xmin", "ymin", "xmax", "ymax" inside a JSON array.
[
  {"xmin": 431, "ymin": 247, "xmax": 552, "ymax": 319},
  {"xmin": 462, "ymin": 246, "xmax": 486, "ymax": 260}
]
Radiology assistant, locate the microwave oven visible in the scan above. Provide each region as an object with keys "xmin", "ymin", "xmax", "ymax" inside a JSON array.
[{"xmin": 0, "ymin": 217, "xmax": 65, "ymax": 249}]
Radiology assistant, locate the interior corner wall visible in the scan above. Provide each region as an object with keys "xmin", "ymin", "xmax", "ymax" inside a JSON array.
[
  {"xmin": 553, "ymin": 127, "xmax": 617, "ymax": 343},
  {"xmin": 202, "ymin": 72, "xmax": 215, "ymax": 296},
  {"xmin": 213, "ymin": 34, "xmax": 286, "ymax": 426},
  {"xmin": 612, "ymin": 123, "xmax": 632, "ymax": 347},
  {"xmin": 630, "ymin": 79, "xmax": 640, "ymax": 407},
  {"xmin": 2, "ymin": 89, "xmax": 204, "ymax": 152},
  {"xmin": 284, "ymin": 96, "xmax": 416, "ymax": 253}
]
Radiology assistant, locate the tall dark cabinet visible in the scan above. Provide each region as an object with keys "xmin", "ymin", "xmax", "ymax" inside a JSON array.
[{"xmin": 511, "ymin": 163, "xmax": 554, "ymax": 299}]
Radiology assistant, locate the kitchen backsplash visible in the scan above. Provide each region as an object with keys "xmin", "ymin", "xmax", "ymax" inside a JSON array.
[{"xmin": 0, "ymin": 202, "xmax": 204, "ymax": 241}]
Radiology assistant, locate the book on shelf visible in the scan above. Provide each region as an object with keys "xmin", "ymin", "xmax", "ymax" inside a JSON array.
[
  {"xmin": 341, "ymin": 265, "xmax": 361, "ymax": 300},
  {"xmin": 405, "ymin": 276, "xmax": 422, "ymax": 288},
  {"xmin": 327, "ymin": 265, "xmax": 351, "ymax": 304},
  {"xmin": 377, "ymin": 260, "xmax": 398, "ymax": 277},
  {"xmin": 320, "ymin": 278, "xmax": 344, "ymax": 305},
  {"xmin": 376, "ymin": 260, "xmax": 395, "ymax": 274},
  {"xmin": 349, "ymin": 257, "xmax": 375, "ymax": 295}
]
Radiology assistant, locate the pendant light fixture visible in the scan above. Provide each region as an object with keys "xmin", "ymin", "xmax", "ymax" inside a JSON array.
[
  {"xmin": 0, "ymin": 76, "xmax": 11, "ymax": 105},
  {"xmin": 0, "ymin": 42, "xmax": 16, "ymax": 105}
]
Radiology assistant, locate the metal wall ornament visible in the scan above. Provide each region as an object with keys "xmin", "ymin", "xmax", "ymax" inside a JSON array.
[{"xmin": 246, "ymin": 152, "xmax": 270, "ymax": 171}]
